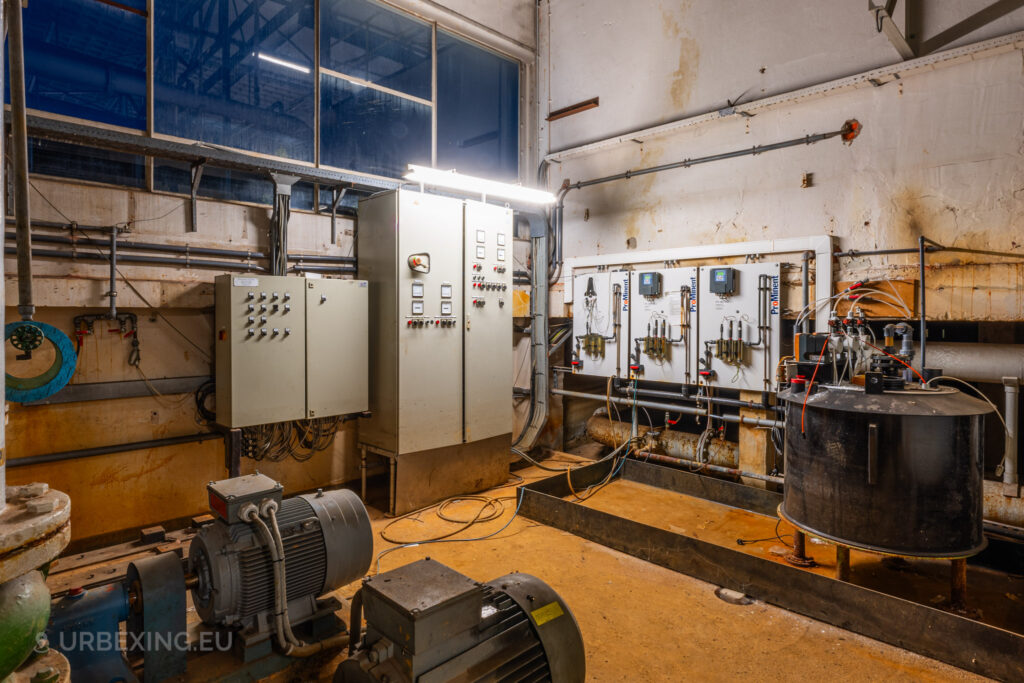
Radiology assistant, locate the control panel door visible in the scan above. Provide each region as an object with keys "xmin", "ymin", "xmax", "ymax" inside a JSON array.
[
  {"xmin": 396, "ymin": 191, "xmax": 464, "ymax": 452},
  {"xmin": 463, "ymin": 200, "xmax": 514, "ymax": 442},
  {"xmin": 215, "ymin": 275, "xmax": 307, "ymax": 427},
  {"xmin": 306, "ymin": 278, "xmax": 369, "ymax": 418}
]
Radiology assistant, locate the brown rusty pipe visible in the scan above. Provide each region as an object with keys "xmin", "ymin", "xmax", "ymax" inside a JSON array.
[
  {"xmin": 587, "ymin": 415, "xmax": 739, "ymax": 468},
  {"xmin": 634, "ymin": 450, "xmax": 784, "ymax": 485}
]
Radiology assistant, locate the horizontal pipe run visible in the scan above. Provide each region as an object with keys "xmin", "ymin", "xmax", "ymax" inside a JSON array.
[
  {"xmin": 552, "ymin": 387, "xmax": 785, "ymax": 429},
  {"xmin": 616, "ymin": 385, "xmax": 770, "ymax": 411},
  {"xmin": 634, "ymin": 450, "xmax": 785, "ymax": 485},
  {"xmin": 834, "ymin": 245, "xmax": 1022, "ymax": 260},
  {"xmin": 5, "ymin": 223, "xmax": 356, "ymax": 264},
  {"xmin": 3, "ymin": 245, "xmax": 270, "ymax": 272},
  {"xmin": 563, "ymin": 127, "xmax": 848, "ymax": 193},
  {"xmin": 586, "ymin": 415, "xmax": 739, "ymax": 468},
  {"xmin": 9, "ymin": 432, "xmax": 222, "ymax": 468},
  {"xmin": 288, "ymin": 265, "xmax": 357, "ymax": 274}
]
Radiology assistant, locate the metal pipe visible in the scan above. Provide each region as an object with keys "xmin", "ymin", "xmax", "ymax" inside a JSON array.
[
  {"xmin": 7, "ymin": 0, "xmax": 33, "ymax": 320},
  {"xmin": 801, "ymin": 251, "xmax": 812, "ymax": 334},
  {"xmin": 919, "ymin": 236, "xmax": 927, "ymax": 369},
  {"xmin": 3, "ymin": 245, "xmax": 271, "ymax": 273},
  {"xmin": 616, "ymin": 385, "xmax": 770, "ymax": 411},
  {"xmin": 4, "ymin": 225, "xmax": 356, "ymax": 264},
  {"xmin": 108, "ymin": 228, "xmax": 117, "ymax": 319},
  {"xmin": 587, "ymin": 415, "xmax": 739, "ymax": 468},
  {"xmin": 9, "ymin": 432, "xmax": 221, "ymax": 468},
  {"xmin": 552, "ymin": 387, "xmax": 785, "ymax": 429},
  {"xmin": 562, "ymin": 125, "xmax": 854, "ymax": 194},
  {"xmin": 1004, "ymin": 378, "xmax": 1020, "ymax": 490},
  {"xmin": 513, "ymin": 212, "xmax": 552, "ymax": 450},
  {"xmin": 287, "ymin": 265, "xmax": 357, "ymax": 274},
  {"xmin": 911, "ymin": 342, "xmax": 1024, "ymax": 383},
  {"xmin": 633, "ymin": 451, "xmax": 784, "ymax": 485},
  {"xmin": 834, "ymin": 244, "xmax": 1023, "ymax": 260},
  {"xmin": 950, "ymin": 558, "xmax": 968, "ymax": 613}
]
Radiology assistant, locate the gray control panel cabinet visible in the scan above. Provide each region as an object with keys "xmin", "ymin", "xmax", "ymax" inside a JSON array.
[{"xmin": 215, "ymin": 274, "xmax": 368, "ymax": 428}]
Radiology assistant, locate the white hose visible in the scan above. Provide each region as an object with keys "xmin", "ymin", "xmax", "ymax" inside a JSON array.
[
  {"xmin": 266, "ymin": 505, "xmax": 304, "ymax": 649},
  {"xmin": 245, "ymin": 508, "xmax": 292, "ymax": 651}
]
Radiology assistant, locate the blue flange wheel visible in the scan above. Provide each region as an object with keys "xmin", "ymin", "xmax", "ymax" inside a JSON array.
[{"xmin": 5, "ymin": 321, "xmax": 77, "ymax": 403}]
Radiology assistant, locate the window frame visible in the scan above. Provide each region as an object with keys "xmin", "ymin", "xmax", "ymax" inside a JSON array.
[{"xmin": 17, "ymin": 0, "xmax": 525, "ymax": 203}]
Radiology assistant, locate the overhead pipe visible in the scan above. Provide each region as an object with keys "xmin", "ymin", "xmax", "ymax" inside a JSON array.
[
  {"xmin": 4, "ymin": 224, "xmax": 355, "ymax": 265},
  {"xmin": 7, "ymin": 0, "xmax": 33, "ymax": 320},
  {"xmin": 552, "ymin": 387, "xmax": 784, "ymax": 429},
  {"xmin": 3, "ymin": 245, "xmax": 271, "ymax": 273}
]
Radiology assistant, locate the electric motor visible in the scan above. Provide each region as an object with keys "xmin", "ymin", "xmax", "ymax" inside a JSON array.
[
  {"xmin": 336, "ymin": 558, "xmax": 585, "ymax": 683},
  {"xmin": 188, "ymin": 474, "xmax": 372, "ymax": 633}
]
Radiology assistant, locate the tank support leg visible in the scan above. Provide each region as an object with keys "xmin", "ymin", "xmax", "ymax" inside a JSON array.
[
  {"xmin": 785, "ymin": 530, "xmax": 816, "ymax": 567},
  {"xmin": 950, "ymin": 558, "xmax": 968, "ymax": 613},
  {"xmin": 835, "ymin": 546, "xmax": 851, "ymax": 581}
]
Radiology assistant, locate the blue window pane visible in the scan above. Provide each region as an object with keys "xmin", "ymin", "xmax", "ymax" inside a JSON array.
[
  {"xmin": 437, "ymin": 32, "xmax": 519, "ymax": 181},
  {"xmin": 292, "ymin": 182, "xmax": 315, "ymax": 211},
  {"xmin": 9, "ymin": 0, "xmax": 146, "ymax": 129},
  {"xmin": 320, "ymin": 74, "xmax": 430, "ymax": 179},
  {"xmin": 29, "ymin": 139, "xmax": 145, "ymax": 189},
  {"xmin": 320, "ymin": 0, "xmax": 431, "ymax": 101},
  {"xmin": 154, "ymin": 0, "xmax": 315, "ymax": 162},
  {"xmin": 155, "ymin": 161, "xmax": 274, "ymax": 206}
]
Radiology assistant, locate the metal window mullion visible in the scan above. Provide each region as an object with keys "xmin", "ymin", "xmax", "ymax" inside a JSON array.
[
  {"xmin": 314, "ymin": 0, "xmax": 321, "ymax": 169},
  {"xmin": 431, "ymin": 21, "xmax": 437, "ymax": 167},
  {"xmin": 146, "ymin": 0, "xmax": 155, "ymax": 192}
]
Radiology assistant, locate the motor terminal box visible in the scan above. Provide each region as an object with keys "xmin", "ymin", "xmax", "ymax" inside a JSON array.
[{"xmin": 206, "ymin": 473, "xmax": 283, "ymax": 524}]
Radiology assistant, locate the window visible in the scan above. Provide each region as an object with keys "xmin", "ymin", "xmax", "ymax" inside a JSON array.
[
  {"xmin": 319, "ymin": 0, "xmax": 432, "ymax": 177},
  {"xmin": 437, "ymin": 31, "xmax": 519, "ymax": 181},
  {"xmin": 320, "ymin": 75, "xmax": 431, "ymax": 178},
  {"xmin": 29, "ymin": 139, "xmax": 145, "ymax": 189},
  {"xmin": 11, "ymin": 0, "xmax": 146, "ymax": 130},
  {"xmin": 154, "ymin": 0, "xmax": 316, "ymax": 162},
  {"xmin": 22, "ymin": 0, "xmax": 521, "ymax": 198},
  {"xmin": 321, "ymin": 0, "xmax": 432, "ymax": 100}
]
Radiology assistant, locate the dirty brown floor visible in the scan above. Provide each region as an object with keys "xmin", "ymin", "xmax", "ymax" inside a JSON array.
[
  {"xmin": 55, "ymin": 455, "xmax": 992, "ymax": 681},
  {"xmin": 310, "ymin": 455, "xmax": 986, "ymax": 682}
]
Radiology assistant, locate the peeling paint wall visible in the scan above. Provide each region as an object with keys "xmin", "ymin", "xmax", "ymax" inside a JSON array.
[{"xmin": 542, "ymin": 1, "xmax": 1024, "ymax": 321}]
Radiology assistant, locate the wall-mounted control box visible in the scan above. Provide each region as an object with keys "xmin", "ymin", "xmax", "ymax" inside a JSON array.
[{"xmin": 214, "ymin": 274, "xmax": 368, "ymax": 427}]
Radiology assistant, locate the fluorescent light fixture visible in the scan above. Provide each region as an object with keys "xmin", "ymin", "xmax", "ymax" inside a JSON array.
[
  {"xmin": 404, "ymin": 165, "xmax": 556, "ymax": 205},
  {"xmin": 257, "ymin": 52, "xmax": 310, "ymax": 74}
]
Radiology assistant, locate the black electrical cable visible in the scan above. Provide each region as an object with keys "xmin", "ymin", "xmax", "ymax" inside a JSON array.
[
  {"xmin": 736, "ymin": 518, "xmax": 793, "ymax": 548},
  {"xmin": 195, "ymin": 379, "xmax": 216, "ymax": 423}
]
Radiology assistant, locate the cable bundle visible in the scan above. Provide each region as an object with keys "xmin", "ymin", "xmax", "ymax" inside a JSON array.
[{"xmin": 241, "ymin": 416, "xmax": 342, "ymax": 461}]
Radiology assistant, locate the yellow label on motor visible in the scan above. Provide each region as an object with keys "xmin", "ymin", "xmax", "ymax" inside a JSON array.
[{"xmin": 531, "ymin": 601, "xmax": 564, "ymax": 626}]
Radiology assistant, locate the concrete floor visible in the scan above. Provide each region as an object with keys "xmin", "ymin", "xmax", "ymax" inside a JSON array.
[{"xmin": 311, "ymin": 456, "xmax": 984, "ymax": 682}]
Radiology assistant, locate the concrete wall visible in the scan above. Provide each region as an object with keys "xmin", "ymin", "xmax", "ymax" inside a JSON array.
[{"xmin": 540, "ymin": 1, "xmax": 1024, "ymax": 321}]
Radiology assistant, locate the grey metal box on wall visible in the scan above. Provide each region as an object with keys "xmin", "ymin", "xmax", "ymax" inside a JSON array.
[
  {"xmin": 214, "ymin": 274, "xmax": 369, "ymax": 428},
  {"xmin": 629, "ymin": 267, "xmax": 698, "ymax": 384}
]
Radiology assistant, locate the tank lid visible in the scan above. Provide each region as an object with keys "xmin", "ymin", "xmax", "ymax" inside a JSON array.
[{"xmin": 779, "ymin": 384, "xmax": 994, "ymax": 416}]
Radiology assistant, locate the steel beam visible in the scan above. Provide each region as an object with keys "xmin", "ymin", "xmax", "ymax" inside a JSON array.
[
  {"xmin": 870, "ymin": 1, "xmax": 916, "ymax": 60},
  {"xmin": 518, "ymin": 459, "xmax": 1024, "ymax": 681}
]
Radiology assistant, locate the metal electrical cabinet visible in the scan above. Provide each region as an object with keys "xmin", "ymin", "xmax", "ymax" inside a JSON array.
[
  {"xmin": 359, "ymin": 190, "xmax": 512, "ymax": 515},
  {"xmin": 571, "ymin": 271, "xmax": 629, "ymax": 377},
  {"xmin": 215, "ymin": 274, "xmax": 368, "ymax": 428},
  {"xmin": 464, "ymin": 200, "xmax": 513, "ymax": 442},
  {"xmin": 628, "ymin": 267, "xmax": 697, "ymax": 384},
  {"xmin": 695, "ymin": 263, "xmax": 781, "ymax": 392}
]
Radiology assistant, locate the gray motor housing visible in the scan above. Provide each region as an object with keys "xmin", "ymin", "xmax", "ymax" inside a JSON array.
[
  {"xmin": 189, "ymin": 485, "xmax": 372, "ymax": 635},
  {"xmin": 336, "ymin": 558, "xmax": 585, "ymax": 683}
]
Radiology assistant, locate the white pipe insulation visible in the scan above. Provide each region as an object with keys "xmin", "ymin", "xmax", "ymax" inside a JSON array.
[{"xmin": 913, "ymin": 343, "xmax": 1024, "ymax": 383}]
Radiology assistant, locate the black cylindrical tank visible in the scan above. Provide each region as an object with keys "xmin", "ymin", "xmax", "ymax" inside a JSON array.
[{"xmin": 779, "ymin": 384, "xmax": 991, "ymax": 558}]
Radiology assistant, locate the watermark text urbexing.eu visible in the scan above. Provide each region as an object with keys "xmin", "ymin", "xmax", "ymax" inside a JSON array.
[{"xmin": 52, "ymin": 630, "xmax": 232, "ymax": 653}]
